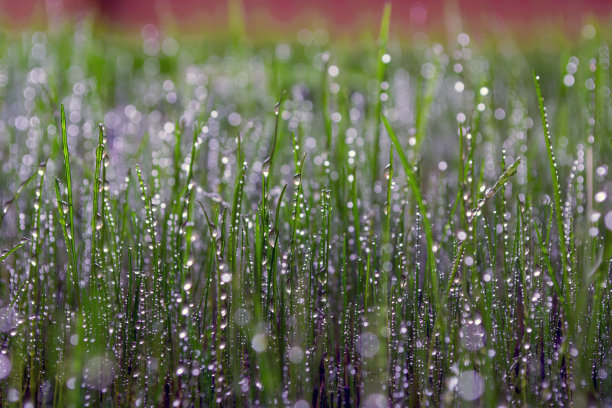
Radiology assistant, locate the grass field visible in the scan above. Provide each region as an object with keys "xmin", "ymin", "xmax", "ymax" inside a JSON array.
[{"xmin": 0, "ymin": 9, "xmax": 611, "ymax": 407}]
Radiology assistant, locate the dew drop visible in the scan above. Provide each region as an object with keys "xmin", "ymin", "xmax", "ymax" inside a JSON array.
[{"xmin": 262, "ymin": 159, "xmax": 271, "ymax": 178}]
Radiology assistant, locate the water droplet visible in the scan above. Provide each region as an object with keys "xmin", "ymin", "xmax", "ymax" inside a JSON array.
[
  {"xmin": 383, "ymin": 164, "xmax": 391, "ymax": 179},
  {"xmin": 262, "ymin": 159, "xmax": 271, "ymax": 178},
  {"xmin": 293, "ymin": 173, "xmax": 301, "ymax": 186},
  {"xmin": 595, "ymin": 191, "xmax": 607, "ymax": 203},
  {"xmin": 317, "ymin": 268, "xmax": 327, "ymax": 285},
  {"xmin": 95, "ymin": 216, "xmax": 104, "ymax": 231},
  {"xmin": 221, "ymin": 272, "xmax": 232, "ymax": 283}
]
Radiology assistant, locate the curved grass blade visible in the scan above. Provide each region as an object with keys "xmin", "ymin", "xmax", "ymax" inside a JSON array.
[
  {"xmin": 371, "ymin": 3, "xmax": 391, "ymax": 185},
  {"xmin": 0, "ymin": 238, "xmax": 29, "ymax": 263},
  {"xmin": 263, "ymin": 90, "xmax": 287, "ymax": 189},
  {"xmin": 0, "ymin": 161, "xmax": 47, "ymax": 229},
  {"xmin": 382, "ymin": 114, "xmax": 437, "ymax": 297},
  {"xmin": 533, "ymin": 73, "xmax": 569, "ymax": 297},
  {"xmin": 60, "ymin": 105, "xmax": 76, "ymax": 271},
  {"xmin": 467, "ymin": 157, "xmax": 522, "ymax": 222}
]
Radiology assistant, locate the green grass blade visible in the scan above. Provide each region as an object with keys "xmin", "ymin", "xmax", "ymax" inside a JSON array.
[
  {"xmin": 533, "ymin": 73, "xmax": 570, "ymax": 310},
  {"xmin": 0, "ymin": 238, "xmax": 29, "ymax": 263}
]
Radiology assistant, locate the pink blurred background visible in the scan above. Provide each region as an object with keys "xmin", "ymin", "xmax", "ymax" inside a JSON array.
[{"xmin": 1, "ymin": 0, "xmax": 611, "ymax": 37}]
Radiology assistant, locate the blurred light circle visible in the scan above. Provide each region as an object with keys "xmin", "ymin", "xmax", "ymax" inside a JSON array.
[
  {"xmin": 82, "ymin": 355, "xmax": 115, "ymax": 390},
  {"xmin": 458, "ymin": 370, "xmax": 485, "ymax": 401},
  {"xmin": 0, "ymin": 307, "xmax": 22, "ymax": 333},
  {"xmin": 294, "ymin": 400, "xmax": 310, "ymax": 408},
  {"xmin": 252, "ymin": 333, "xmax": 267, "ymax": 353},
  {"xmin": 363, "ymin": 393, "xmax": 387, "ymax": 408},
  {"xmin": 459, "ymin": 322, "xmax": 486, "ymax": 351},
  {"xmin": 0, "ymin": 354, "xmax": 12, "ymax": 380},
  {"xmin": 288, "ymin": 346, "xmax": 304, "ymax": 364},
  {"xmin": 357, "ymin": 332, "xmax": 380, "ymax": 358}
]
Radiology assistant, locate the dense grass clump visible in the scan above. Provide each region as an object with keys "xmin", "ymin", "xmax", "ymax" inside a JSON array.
[{"xmin": 0, "ymin": 14, "xmax": 611, "ymax": 408}]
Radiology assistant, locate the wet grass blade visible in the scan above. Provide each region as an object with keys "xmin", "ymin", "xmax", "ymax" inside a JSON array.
[
  {"xmin": 533, "ymin": 74, "xmax": 573, "ymax": 337},
  {"xmin": 371, "ymin": 3, "xmax": 391, "ymax": 186},
  {"xmin": 467, "ymin": 157, "xmax": 521, "ymax": 222},
  {"xmin": 59, "ymin": 105, "xmax": 78, "ymax": 293},
  {"xmin": 0, "ymin": 162, "xmax": 46, "ymax": 229},
  {"xmin": 0, "ymin": 238, "xmax": 29, "ymax": 263},
  {"xmin": 382, "ymin": 114, "xmax": 437, "ymax": 298}
]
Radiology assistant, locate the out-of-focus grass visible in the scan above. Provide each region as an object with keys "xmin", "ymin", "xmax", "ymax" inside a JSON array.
[{"xmin": 0, "ymin": 10, "xmax": 611, "ymax": 408}]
